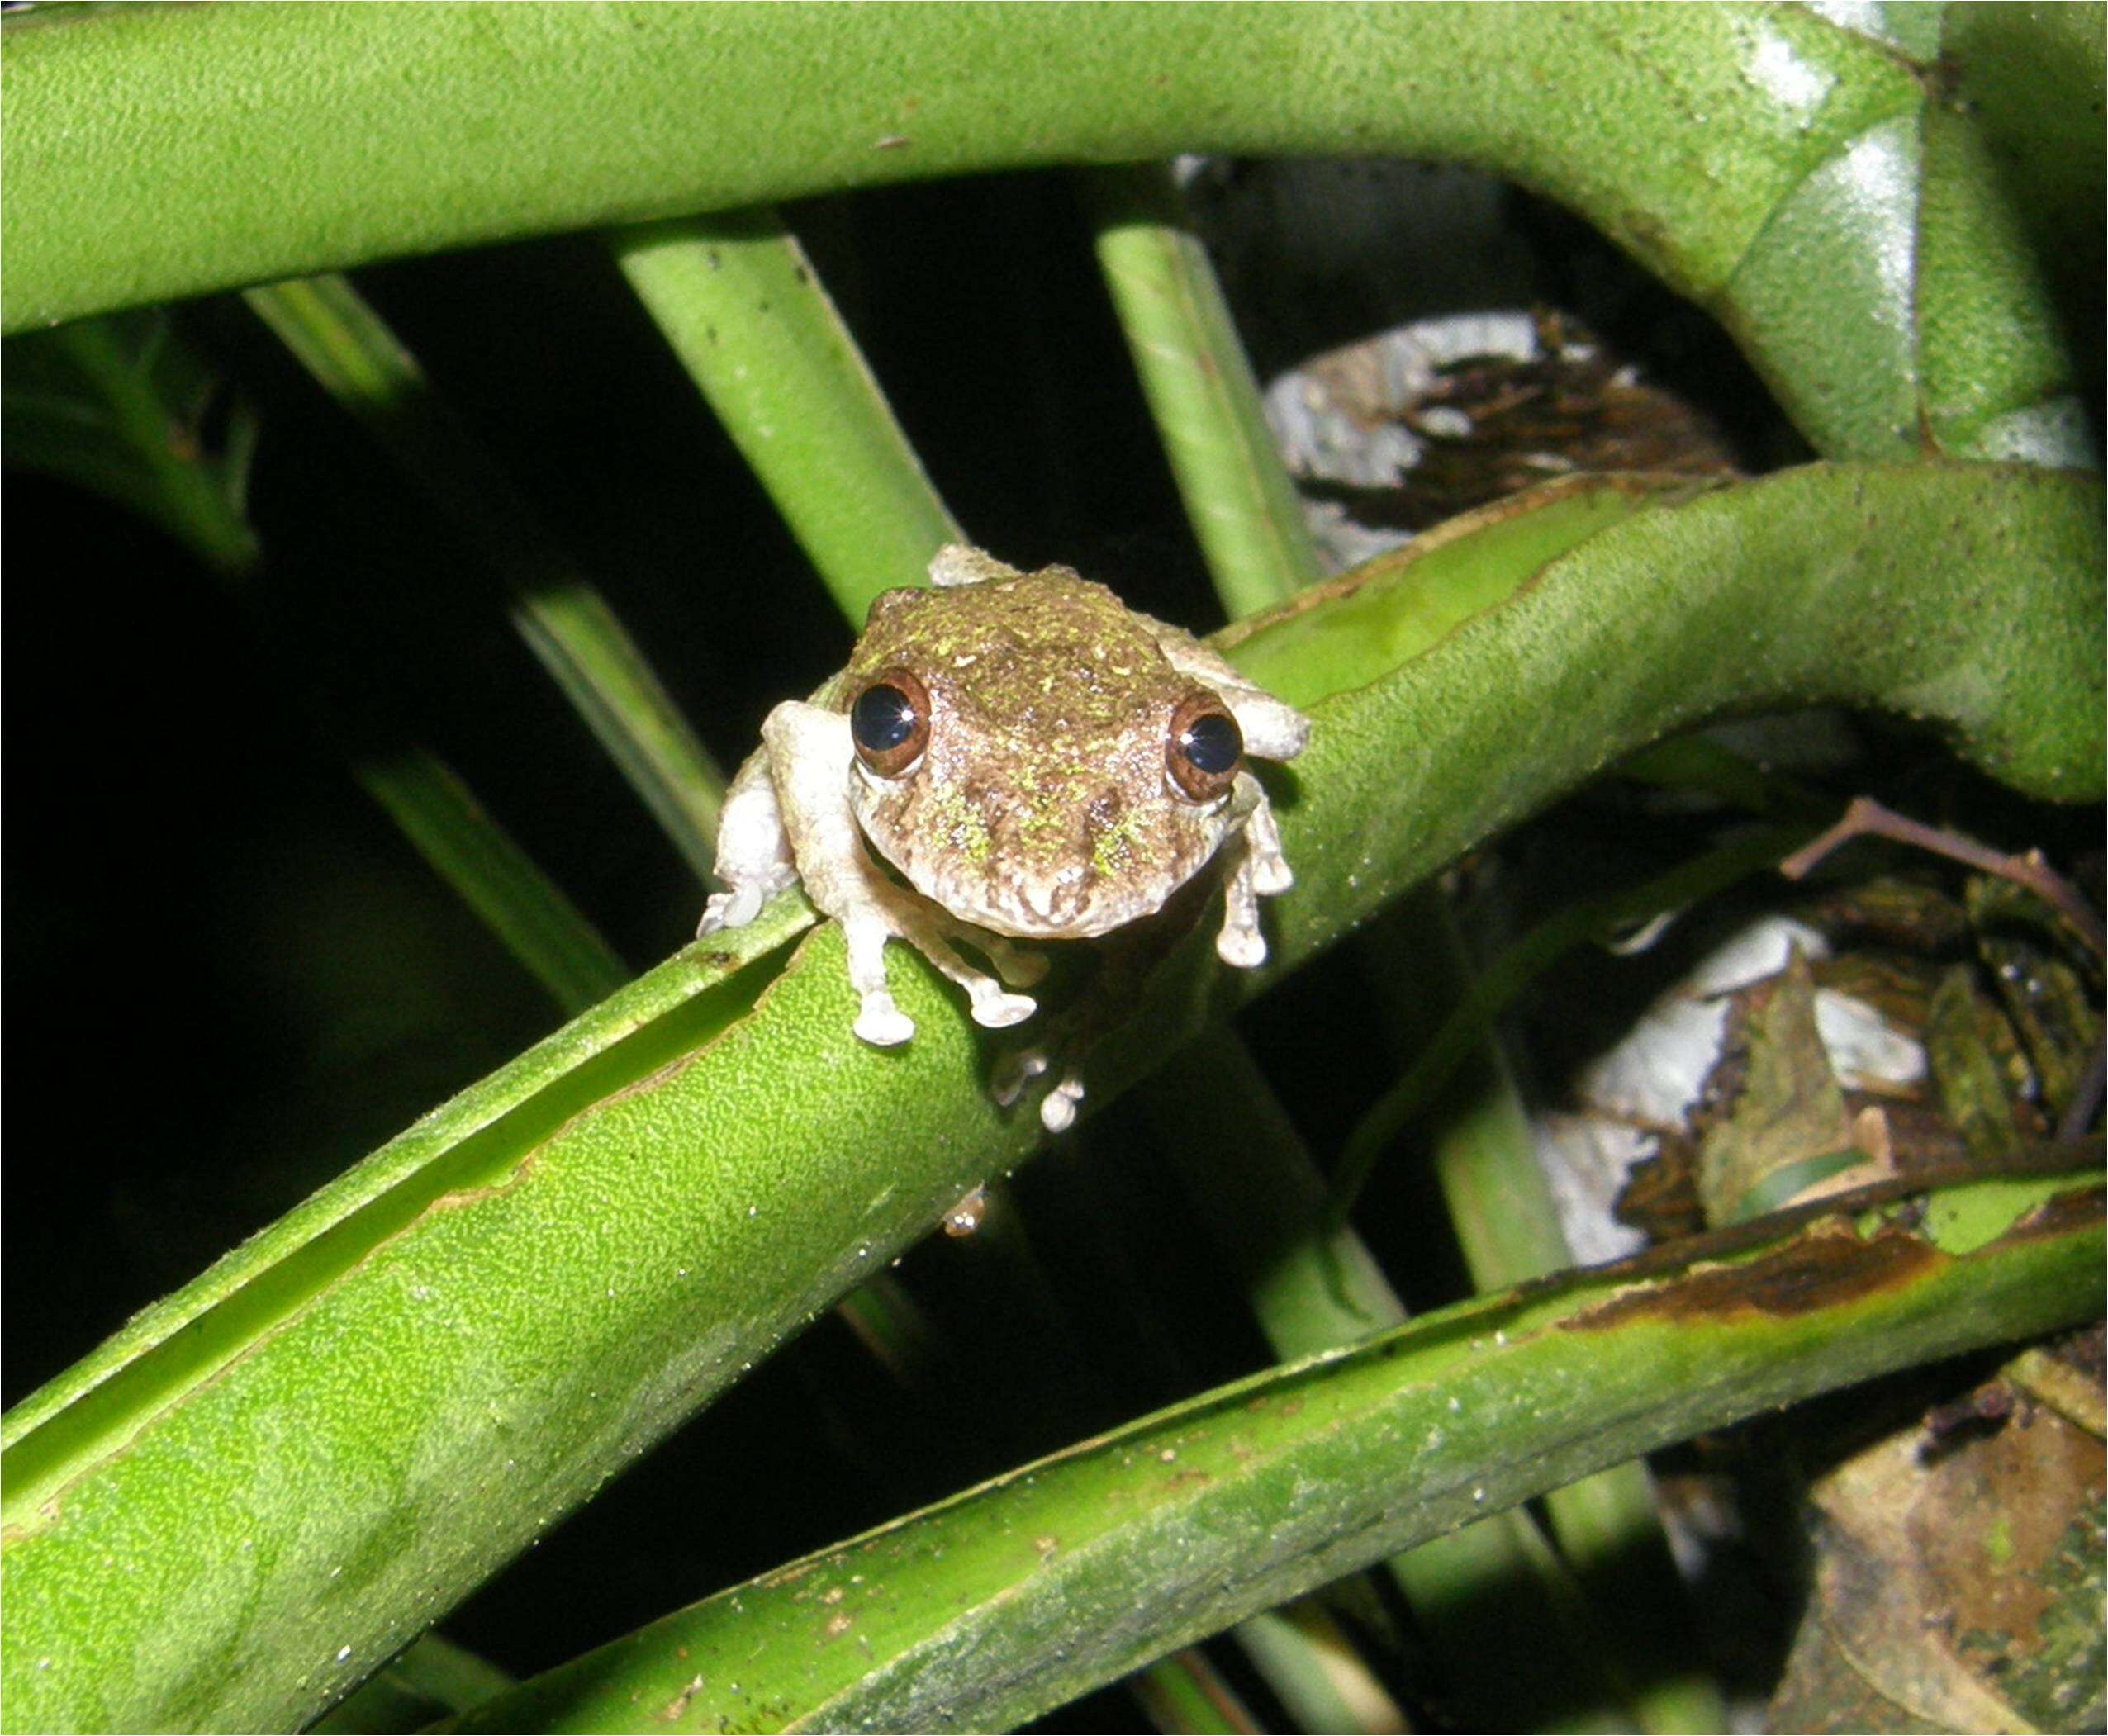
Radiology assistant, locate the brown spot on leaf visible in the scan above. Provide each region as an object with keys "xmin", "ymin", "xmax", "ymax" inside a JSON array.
[{"xmin": 1564, "ymin": 1220, "xmax": 1945, "ymax": 1331}]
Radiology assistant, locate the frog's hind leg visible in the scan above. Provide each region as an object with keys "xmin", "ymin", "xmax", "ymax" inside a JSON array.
[
  {"xmin": 892, "ymin": 913, "xmax": 1040, "ymax": 1031},
  {"xmin": 935, "ymin": 914, "xmax": 1049, "ymax": 989},
  {"xmin": 698, "ymin": 747, "xmax": 800, "ymax": 934}
]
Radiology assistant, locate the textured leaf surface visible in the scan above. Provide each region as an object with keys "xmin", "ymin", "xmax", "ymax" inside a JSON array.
[
  {"xmin": 449, "ymin": 1168, "xmax": 2104, "ymax": 1734},
  {"xmin": 4, "ymin": 3, "xmax": 2096, "ymax": 460}
]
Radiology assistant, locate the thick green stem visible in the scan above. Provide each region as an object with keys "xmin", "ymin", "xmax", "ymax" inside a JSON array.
[{"xmin": 611, "ymin": 212, "xmax": 962, "ymax": 624}]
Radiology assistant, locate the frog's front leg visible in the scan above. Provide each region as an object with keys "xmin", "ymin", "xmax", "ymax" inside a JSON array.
[
  {"xmin": 756, "ymin": 701, "xmax": 1038, "ymax": 1046},
  {"xmin": 1215, "ymin": 776, "xmax": 1293, "ymax": 969}
]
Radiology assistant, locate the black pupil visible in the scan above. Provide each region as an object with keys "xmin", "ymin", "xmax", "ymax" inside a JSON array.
[
  {"xmin": 852, "ymin": 683, "xmax": 919, "ymax": 754},
  {"xmin": 1180, "ymin": 711, "xmax": 1241, "ymax": 776}
]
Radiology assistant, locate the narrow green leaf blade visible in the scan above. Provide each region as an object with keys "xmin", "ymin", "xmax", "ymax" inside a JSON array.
[
  {"xmin": 1087, "ymin": 163, "xmax": 1324, "ymax": 615},
  {"xmin": 451, "ymin": 1167, "xmax": 2104, "ymax": 1734},
  {"xmin": 358, "ymin": 748, "xmax": 629, "ymax": 1014}
]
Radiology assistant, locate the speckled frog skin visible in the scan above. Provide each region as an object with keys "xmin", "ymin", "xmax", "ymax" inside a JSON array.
[{"xmin": 700, "ymin": 545, "xmax": 1309, "ymax": 1127}]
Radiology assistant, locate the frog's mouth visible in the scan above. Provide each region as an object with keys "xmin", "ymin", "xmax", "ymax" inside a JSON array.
[
  {"xmin": 853, "ymin": 766, "xmax": 1253, "ymax": 940},
  {"xmin": 863, "ymin": 816, "xmax": 1227, "ymax": 942},
  {"xmin": 909, "ymin": 862, "xmax": 1179, "ymax": 940}
]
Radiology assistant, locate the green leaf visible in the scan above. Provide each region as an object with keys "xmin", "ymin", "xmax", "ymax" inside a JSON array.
[
  {"xmin": 1, "ymin": 462, "xmax": 2095, "ymax": 1732},
  {"xmin": 448, "ymin": 1164, "xmax": 2104, "ymax": 1734},
  {"xmin": 3, "ymin": 4, "xmax": 2092, "ymax": 461},
  {"xmin": 2, "ymin": 310, "xmax": 259, "ymax": 574}
]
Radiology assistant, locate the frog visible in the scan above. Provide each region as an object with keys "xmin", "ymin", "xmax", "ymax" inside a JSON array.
[{"xmin": 699, "ymin": 544, "xmax": 1310, "ymax": 1129}]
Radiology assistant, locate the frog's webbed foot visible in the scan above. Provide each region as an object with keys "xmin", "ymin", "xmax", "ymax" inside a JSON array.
[
  {"xmin": 1216, "ymin": 776, "xmax": 1294, "ymax": 969},
  {"xmin": 834, "ymin": 877, "xmax": 1039, "ymax": 1046}
]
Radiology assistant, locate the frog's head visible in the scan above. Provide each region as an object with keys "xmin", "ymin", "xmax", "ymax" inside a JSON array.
[{"xmin": 838, "ymin": 575, "xmax": 1265, "ymax": 939}]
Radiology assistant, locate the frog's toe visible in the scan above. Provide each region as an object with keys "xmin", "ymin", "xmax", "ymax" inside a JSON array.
[
  {"xmin": 987, "ymin": 940, "xmax": 1049, "ymax": 989},
  {"xmin": 1215, "ymin": 924, "xmax": 1268, "ymax": 970},
  {"xmin": 990, "ymin": 1045, "xmax": 1052, "ymax": 1108},
  {"xmin": 968, "ymin": 984, "xmax": 1038, "ymax": 1029},
  {"xmin": 697, "ymin": 885, "xmax": 762, "ymax": 935},
  {"xmin": 854, "ymin": 990, "xmax": 916, "ymax": 1046},
  {"xmin": 1038, "ymin": 1071, "xmax": 1086, "ymax": 1134},
  {"xmin": 1252, "ymin": 857, "xmax": 1294, "ymax": 898}
]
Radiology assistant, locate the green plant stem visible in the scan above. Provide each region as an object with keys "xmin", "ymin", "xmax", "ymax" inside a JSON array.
[
  {"xmin": 1231, "ymin": 1605, "xmax": 1410, "ymax": 1736},
  {"xmin": 448, "ymin": 1161, "xmax": 2105, "ymax": 1734},
  {"xmin": 1130, "ymin": 1651, "xmax": 1262, "ymax": 1735},
  {"xmin": 610, "ymin": 211, "xmax": 963, "ymax": 624},
  {"xmin": 245, "ymin": 275, "xmax": 726, "ymax": 875},
  {"xmin": 1085, "ymin": 163, "xmax": 1324, "ymax": 614},
  {"xmin": 1141, "ymin": 1031, "xmax": 1638, "ymax": 1731}
]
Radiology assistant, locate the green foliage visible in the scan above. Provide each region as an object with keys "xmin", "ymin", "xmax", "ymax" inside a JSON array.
[{"xmin": 2, "ymin": 5, "xmax": 2100, "ymax": 1733}]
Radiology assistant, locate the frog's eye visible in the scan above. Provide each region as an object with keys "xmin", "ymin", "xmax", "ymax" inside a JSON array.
[
  {"xmin": 849, "ymin": 667, "xmax": 932, "ymax": 777},
  {"xmin": 1166, "ymin": 692, "xmax": 1243, "ymax": 803}
]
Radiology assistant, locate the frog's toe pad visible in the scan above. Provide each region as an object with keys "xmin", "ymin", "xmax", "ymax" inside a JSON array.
[
  {"xmin": 1252, "ymin": 858, "xmax": 1294, "ymax": 898},
  {"xmin": 855, "ymin": 991, "xmax": 916, "ymax": 1046},
  {"xmin": 991, "ymin": 1046, "xmax": 1052, "ymax": 1108},
  {"xmin": 698, "ymin": 886, "xmax": 763, "ymax": 936},
  {"xmin": 969, "ymin": 986, "xmax": 1038, "ymax": 1029},
  {"xmin": 1216, "ymin": 925, "xmax": 1268, "ymax": 970},
  {"xmin": 1038, "ymin": 1072, "xmax": 1086, "ymax": 1134}
]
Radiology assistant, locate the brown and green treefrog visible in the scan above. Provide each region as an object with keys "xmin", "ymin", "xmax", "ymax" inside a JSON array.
[{"xmin": 700, "ymin": 545, "xmax": 1310, "ymax": 1128}]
